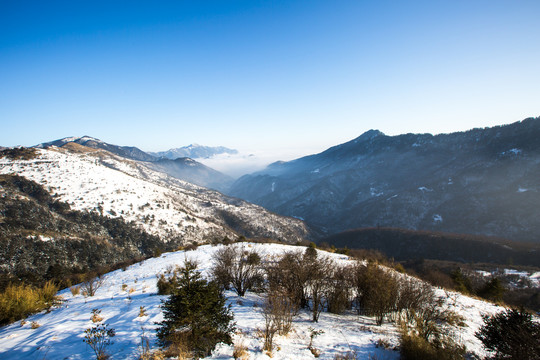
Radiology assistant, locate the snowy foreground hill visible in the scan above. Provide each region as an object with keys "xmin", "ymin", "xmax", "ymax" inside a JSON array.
[
  {"xmin": 0, "ymin": 146, "xmax": 310, "ymax": 244},
  {"xmin": 0, "ymin": 243, "xmax": 505, "ymax": 359}
]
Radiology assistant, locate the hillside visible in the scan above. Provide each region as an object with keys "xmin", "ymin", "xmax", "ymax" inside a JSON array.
[
  {"xmin": 0, "ymin": 147, "xmax": 311, "ymax": 246},
  {"xmin": 37, "ymin": 137, "xmax": 234, "ymax": 190},
  {"xmin": 0, "ymin": 173, "xmax": 163, "ymax": 285},
  {"xmin": 37, "ymin": 136, "xmax": 156, "ymax": 162},
  {"xmin": 0, "ymin": 243, "xmax": 509, "ymax": 359},
  {"xmin": 144, "ymin": 157, "xmax": 234, "ymax": 192},
  {"xmin": 229, "ymin": 117, "xmax": 540, "ymax": 242},
  {"xmin": 319, "ymin": 228, "xmax": 540, "ymax": 267}
]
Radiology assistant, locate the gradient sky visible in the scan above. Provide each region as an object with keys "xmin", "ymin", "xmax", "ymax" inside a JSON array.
[{"xmin": 1, "ymin": 0, "xmax": 539, "ymax": 159}]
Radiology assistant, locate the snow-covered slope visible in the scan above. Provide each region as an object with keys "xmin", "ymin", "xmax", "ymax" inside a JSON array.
[
  {"xmin": 0, "ymin": 243, "xmax": 506, "ymax": 359},
  {"xmin": 0, "ymin": 147, "xmax": 311, "ymax": 244}
]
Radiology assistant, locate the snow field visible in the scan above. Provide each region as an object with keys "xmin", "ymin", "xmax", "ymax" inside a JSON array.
[{"xmin": 0, "ymin": 243, "xmax": 508, "ymax": 359}]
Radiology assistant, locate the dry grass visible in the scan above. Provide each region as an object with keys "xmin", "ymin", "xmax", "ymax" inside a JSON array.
[
  {"xmin": 91, "ymin": 308, "xmax": 104, "ymax": 323},
  {"xmin": 232, "ymin": 340, "xmax": 249, "ymax": 360},
  {"xmin": 70, "ymin": 285, "xmax": 81, "ymax": 296},
  {"xmin": 163, "ymin": 333, "xmax": 191, "ymax": 360},
  {"xmin": 0, "ymin": 281, "xmax": 59, "ymax": 325},
  {"xmin": 31, "ymin": 321, "xmax": 41, "ymax": 329}
]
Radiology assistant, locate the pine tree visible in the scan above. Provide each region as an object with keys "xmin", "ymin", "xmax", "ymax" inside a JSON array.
[
  {"xmin": 156, "ymin": 260, "xmax": 235, "ymax": 359},
  {"xmin": 476, "ymin": 308, "xmax": 540, "ymax": 359}
]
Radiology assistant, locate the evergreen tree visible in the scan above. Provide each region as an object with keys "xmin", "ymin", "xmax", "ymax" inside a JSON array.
[
  {"xmin": 476, "ymin": 308, "xmax": 540, "ymax": 359},
  {"xmin": 156, "ymin": 260, "xmax": 235, "ymax": 359},
  {"xmin": 478, "ymin": 277, "xmax": 505, "ymax": 302}
]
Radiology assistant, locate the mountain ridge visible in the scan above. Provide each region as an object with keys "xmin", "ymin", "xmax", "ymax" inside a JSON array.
[
  {"xmin": 35, "ymin": 137, "xmax": 234, "ymax": 191},
  {"xmin": 229, "ymin": 117, "xmax": 540, "ymax": 242},
  {"xmin": 149, "ymin": 144, "xmax": 238, "ymax": 160}
]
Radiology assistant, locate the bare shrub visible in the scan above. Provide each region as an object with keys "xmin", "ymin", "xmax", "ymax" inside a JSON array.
[
  {"xmin": 396, "ymin": 278, "xmax": 435, "ymax": 323},
  {"xmin": 264, "ymin": 250, "xmax": 308, "ymax": 312},
  {"xmin": 211, "ymin": 245, "xmax": 263, "ymax": 296},
  {"xmin": 305, "ymin": 253, "xmax": 334, "ymax": 322},
  {"xmin": 81, "ymin": 275, "xmax": 105, "ymax": 297},
  {"xmin": 267, "ymin": 289, "xmax": 296, "ymax": 335},
  {"xmin": 261, "ymin": 296, "xmax": 279, "ymax": 352},
  {"xmin": 83, "ymin": 322, "xmax": 116, "ymax": 360},
  {"xmin": 353, "ymin": 263, "xmax": 399, "ymax": 325},
  {"xmin": 326, "ymin": 264, "xmax": 354, "ymax": 315}
]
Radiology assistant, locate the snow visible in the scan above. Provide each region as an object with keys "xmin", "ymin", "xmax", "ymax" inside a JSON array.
[
  {"xmin": 0, "ymin": 243, "xmax": 510, "ymax": 359},
  {"xmin": 0, "ymin": 148, "xmax": 309, "ymax": 244},
  {"xmin": 517, "ymin": 187, "xmax": 529, "ymax": 193},
  {"xmin": 501, "ymin": 148, "xmax": 522, "ymax": 156},
  {"xmin": 370, "ymin": 187, "xmax": 383, "ymax": 197},
  {"xmin": 418, "ymin": 186, "xmax": 433, "ymax": 192},
  {"xmin": 432, "ymin": 214, "xmax": 443, "ymax": 223}
]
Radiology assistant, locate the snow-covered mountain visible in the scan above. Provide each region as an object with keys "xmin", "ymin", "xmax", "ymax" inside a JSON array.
[
  {"xmin": 0, "ymin": 145, "xmax": 311, "ymax": 245},
  {"xmin": 150, "ymin": 144, "xmax": 238, "ymax": 160},
  {"xmin": 229, "ymin": 117, "xmax": 540, "ymax": 243},
  {"xmin": 0, "ymin": 243, "xmax": 509, "ymax": 359},
  {"xmin": 37, "ymin": 136, "xmax": 157, "ymax": 162},
  {"xmin": 35, "ymin": 137, "xmax": 236, "ymax": 191}
]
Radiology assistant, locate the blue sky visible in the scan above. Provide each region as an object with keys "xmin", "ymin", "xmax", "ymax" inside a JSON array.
[{"xmin": 1, "ymin": 0, "xmax": 539, "ymax": 159}]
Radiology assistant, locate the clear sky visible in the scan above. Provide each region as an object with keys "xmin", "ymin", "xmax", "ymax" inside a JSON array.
[{"xmin": 1, "ymin": 0, "xmax": 539, "ymax": 159}]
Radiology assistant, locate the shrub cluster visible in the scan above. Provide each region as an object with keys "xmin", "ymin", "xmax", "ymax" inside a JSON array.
[{"xmin": 0, "ymin": 281, "xmax": 60, "ymax": 325}]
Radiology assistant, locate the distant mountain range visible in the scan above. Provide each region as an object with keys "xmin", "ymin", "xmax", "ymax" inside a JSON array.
[
  {"xmin": 228, "ymin": 117, "xmax": 540, "ymax": 243},
  {"xmin": 36, "ymin": 137, "xmax": 234, "ymax": 191},
  {"xmin": 149, "ymin": 144, "xmax": 238, "ymax": 160}
]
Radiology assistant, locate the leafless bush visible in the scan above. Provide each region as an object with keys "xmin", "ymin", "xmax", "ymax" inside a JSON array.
[
  {"xmin": 211, "ymin": 245, "xmax": 263, "ymax": 296},
  {"xmin": 305, "ymin": 253, "xmax": 334, "ymax": 322},
  {"xmin": 353, "ymin": 262, "xmax": 399, "ymax": 325},
  {"xmin": 264, "ymin": 250, "xmax": 311, "ymax": 312},
  {"xmin": 81, "ymin": 275, "xmax": 105, "ymax": 297},
  {"xmin": 261, "ymin": 296, "xmax": 279, "ymax": 352},
  {"xmin": 326, "ymin": 264, "xmax": 354, "ymax": 315},
  {"xmin": 396, "ymin": 278, "xmax": 435, "ymax": 323}
]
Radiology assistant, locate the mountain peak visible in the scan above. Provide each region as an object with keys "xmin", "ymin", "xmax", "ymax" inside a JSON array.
[
  {"xmin": 355, "ymin": 129, "xmax": 384, "ymax": 142},
  {"xmin": 150, "ymin": 145, "xmax": 238, "ymax": 160}
]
